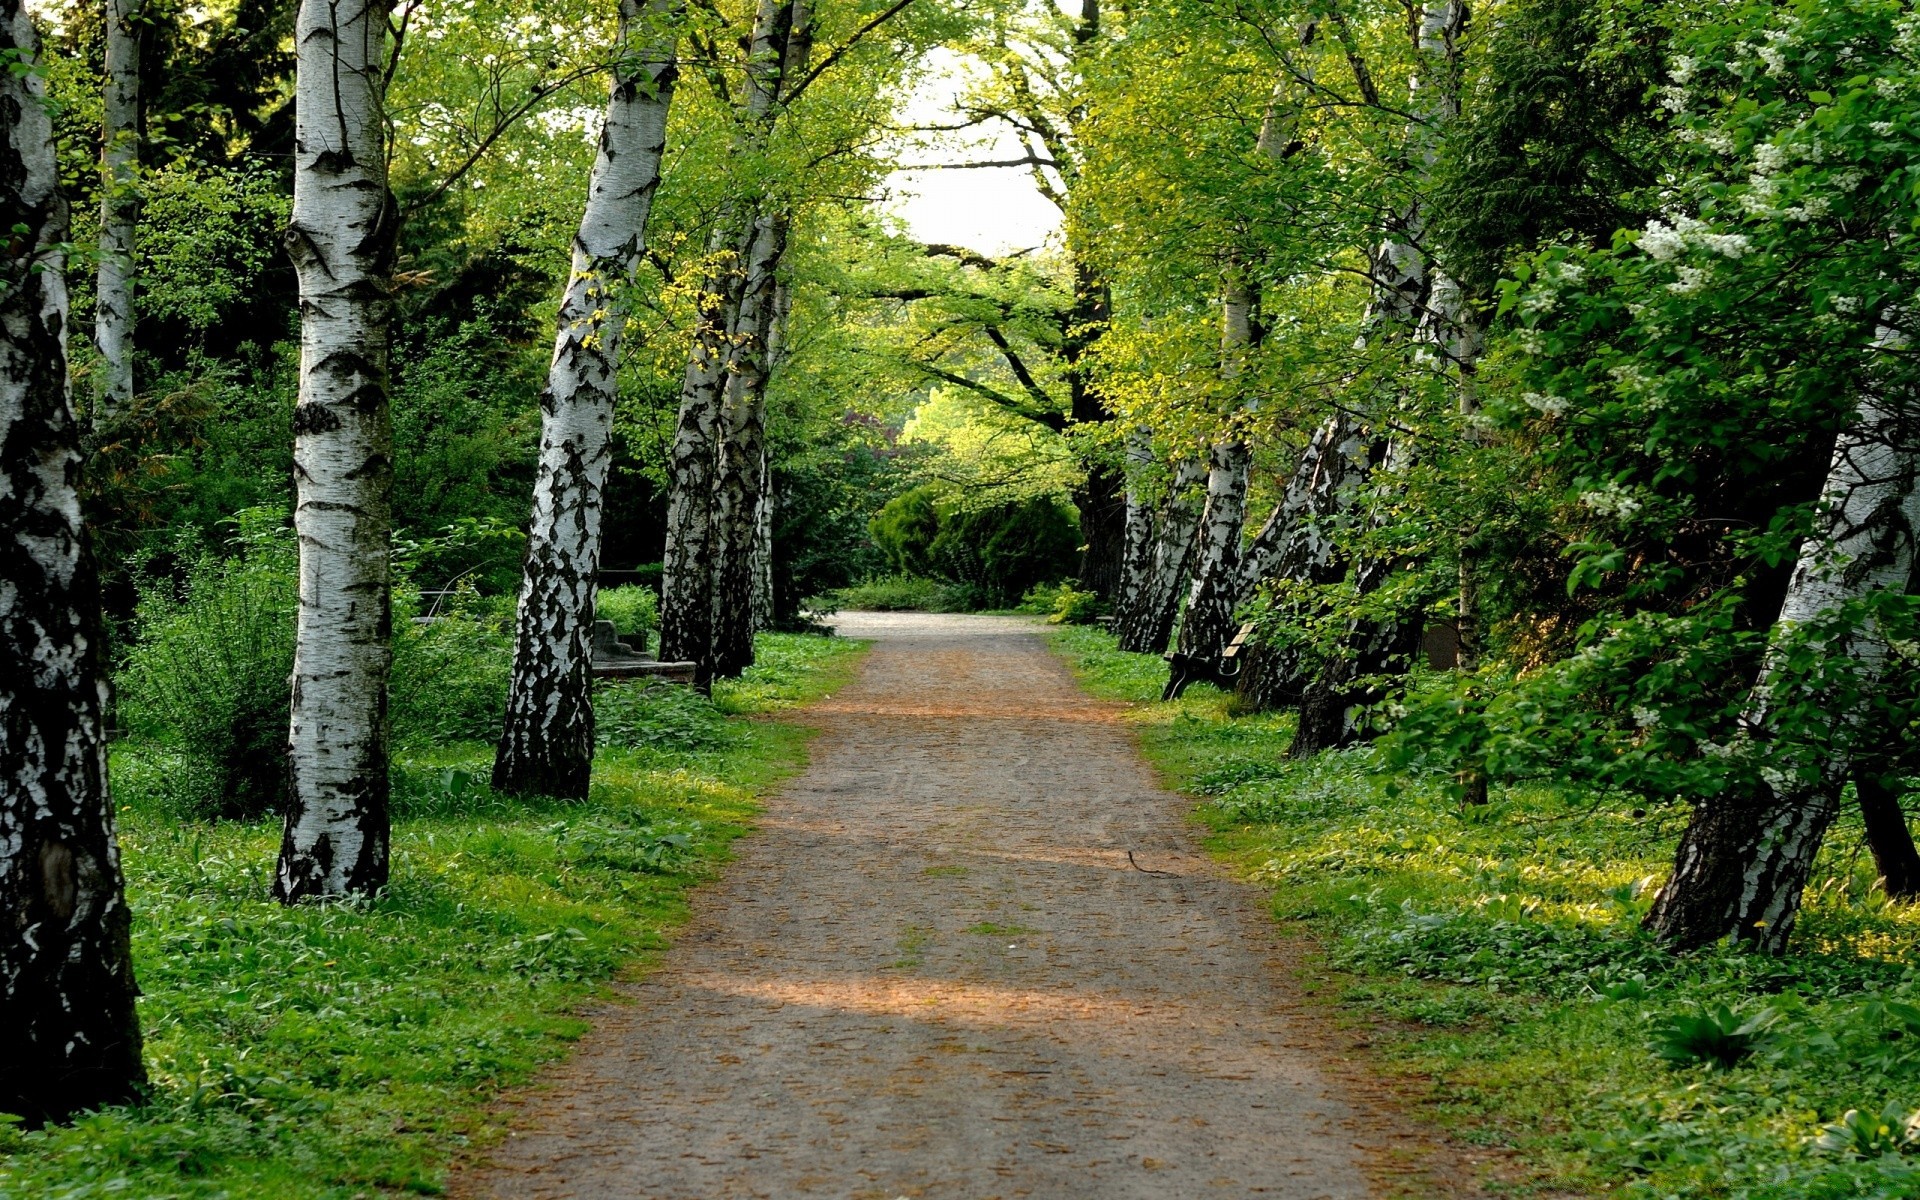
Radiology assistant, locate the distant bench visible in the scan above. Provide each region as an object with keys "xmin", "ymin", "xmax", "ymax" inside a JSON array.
[{"xmin": 1162, "ymin": 621, "xmax": 1254, "ymax": 701}]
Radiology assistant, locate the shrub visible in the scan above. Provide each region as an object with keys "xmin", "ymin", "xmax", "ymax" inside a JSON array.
[
  {"xmin": 929, "ymin": 496, "xmax": 1079, "ymax": 606},
  {"xmin": 116, "ymin": 513, "xmax": 297, "ymax": 820},
  {"xmin": 596, "ymin": 682, "xmax": 733, "ymax": 751},
  {"xmin": 868, "ymin": 484, "xmax": 942, "ymax": 576},
  {"xmin": 1653, "ymin": 1004, "xmax": 1780, "ymax": 1070},
  {"xmin": 596, "ymin": 584, "xmax": 658, "ymax": 637},
  {"xmin": 390, "ymin": 588, "xmax": 513, "ymax": 747},
  {"xmin": 1020, "ymin": 582, "xmax": 1106, "ymax": 624},
  {"xmin": 824, "ymin": 574, "xmax": 950, "ymax": 611}
]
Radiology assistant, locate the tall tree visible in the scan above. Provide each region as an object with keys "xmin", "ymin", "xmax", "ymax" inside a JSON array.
[
  {"xmin": 94, "ymin": 0, "xmax": 139, "ymax": 420},
  {"xmin": 0, "ymin": 0, "xmax": 145, "ymax": 1118},
  {"xmin": 276, "ymin": 0, "xmax": 400, "ymax": 901},
  {"xmin": 493, "ymin": 0, "xmax": 682, "ymax": 799},
  {"xmin": 711, "ymin": 209, "xmax": 794, "ymax": 676},
  {"xmin": 1646, "ymin": 361, "xmax": 1920, "ymax": 951},
  {"xmin": 657, "ymin": 0, "xmax": 801, "ymax": 681},
  {"xmin": 711, "ymin": 2, "xmax": 811, "ymax": 677}
]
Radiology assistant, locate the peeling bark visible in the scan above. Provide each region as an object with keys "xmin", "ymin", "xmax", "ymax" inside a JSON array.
[
  {"xmin": 1646, "ymin": 369, "xmax": 1920, "ymax": 951},
  {"xmin": 93, "ymin": 0, "xmax": 138, "ymax": 420},
  {"xmin": 1232, "ymin": 414, "xmax": 1372, "ymax": 711},
  {"xmin": 1119, "ymin": 456, "xmax": 1205, "ymax": 654},
  {"xmin": 1175, "ymin": 437, "xmax": 1251, "ymax": 666},
  {"xmin": 0, "ymin": 0, "xmax": 145, "ymax": 1119},
  {"xmin": 278, "ymin": 0, "xmax": 399, "ymax": 902},
  {"xmin": 711, "ymin": 210, "xmax": 791, "ymax": 677},
  {"xmin": 657, "ymin": 0, "xmax": 801, "ymax": 680},
  {"xmin": 1112, "ymin": 429, "xmax": 1156, "ymax": 637},
  {"xmin": 493, "ymin": 0, "xmax": 680, "ymax": 799}
]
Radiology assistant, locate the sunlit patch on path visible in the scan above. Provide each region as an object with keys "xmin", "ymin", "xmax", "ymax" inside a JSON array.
[{"xmin": 457, "ymin": 612, "xmax": 1379, "ymax": 1199}]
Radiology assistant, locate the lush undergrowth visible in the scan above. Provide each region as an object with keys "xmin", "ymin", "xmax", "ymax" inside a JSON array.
[
  {"xmin": 1050, "ymin": 625, "xmax": 1920, "ymax": 1200},
  {"xmin": 0, "ymin": 633, "xmax": 863, "ymax": 1200}
]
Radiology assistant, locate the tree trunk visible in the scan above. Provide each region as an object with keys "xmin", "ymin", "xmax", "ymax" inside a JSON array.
[
  {"xmin": 711, "ymin": 210, "xmax": 791, "ymax": 678},
  {"xmin": 1646, "ymin": 371, "xmax": 1920, "ymax": 951},
  {"xmin": 277, "ymin": 0, "xmax": 399, "ymax": 902},
  {"xmin": 1112, "ymin": 429, "xmax": 1156, "ymax": 637},
  {"xmin": 493, "ymin": 0, "xmax": 679, "ymax": 798},
  {"xmin": 1118, "ymin": 456, "xmax": 1205, "ymax": 654},
  {"xmin": 0, "ymin": 0, "xmax": 145, "ymax": 1120},
  {"xmin": 1286, "ymin": 551, "xmax": 1421, "ymax": 756},
  {"xmin": 93, "ymin": 0, "xmax": 138, "ymax": 420},
  {"xmin": 1174, "ymin": 437, "xmax": 1251, "ymax": 664},
  {"xmin": 1855, "ymin": 761, "xmax": 1920, "ymax": 902},
  {"xmin": 1066, "ymin": 253, "xmax": 1121, "ymax": 600},
  {"xmin": 1232, "ymin": 413, "xmax": 1368, "ymax": 712},
  {"xmin": 656, "ymin": 0, "xmax": 799, "ymax": 680}
]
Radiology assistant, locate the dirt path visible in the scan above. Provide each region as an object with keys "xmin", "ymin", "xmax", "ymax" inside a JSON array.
[{"xmin": 461, "ymin": 613, "xmax": 1383, "ymax": 1199}]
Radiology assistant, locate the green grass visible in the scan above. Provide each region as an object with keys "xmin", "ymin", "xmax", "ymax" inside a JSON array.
[
  {"xmin": 0, "ymin": 632, "xmax": 864, "ymax": 1200},
  {"xmin": 1048, "ymin": 624, "xmax": 1920, "ymax": 1200}
]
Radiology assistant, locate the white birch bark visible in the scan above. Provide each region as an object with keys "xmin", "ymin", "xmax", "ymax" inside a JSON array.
[
  {"xmin": 1174, "ymin": 434, "xmax": 1251, "ymax": 663},
  {"xmin": 1120, "ymin": 456, "xmax": 1206, "ymax": 654},
  {"xmin": 493, "ymin": 0, "xmax": 680, "ymax": 798},
  {"xmin": 277, "ymin": 0, "xmax": 399, "ymax": 901},
  {"xmin": 657, "ymin": 0, "xmax": 799, "ymax": 677},
  {"xmin": 1112, "ymin": 428, "xmax": 1157, "ymax": 636},
  {"xmin": 0, "ymin": 0, "xmax": 144, "ymax": 1118},
  {"xmin": 711, "ymin": 209, "xmax": 790, "ymax": 677},
  {"xmin": 93, "ymin": 0, "xmax": 138, "ymax": 420},
  {"xmin": 1284, "ymin": 0, "xmax": 1465, "ymax": 749},
  {"xmin": 749, "ymin": 278, "xmax": 792, "ymax": 633},
  {"xmin": 1649, "ymin": 343, "xmax": 1920, "ymax": 951}
]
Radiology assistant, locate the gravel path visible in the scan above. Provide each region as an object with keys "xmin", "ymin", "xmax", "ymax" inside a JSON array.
[{"xmin": 460, "ymin": 612, "xmax": 1379, "ymax": 1199}]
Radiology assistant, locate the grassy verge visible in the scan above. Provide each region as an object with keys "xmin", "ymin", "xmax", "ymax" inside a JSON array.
[
  {"xmin": 1048, "ymin": 624, "xmax": 1920, "ymax": 1200},
  {"xmin": 0, "ymin": 632, "xmax": 864, "ymax": 1200}
]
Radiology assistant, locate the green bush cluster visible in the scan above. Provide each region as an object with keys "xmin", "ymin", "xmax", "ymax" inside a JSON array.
[
  {"xmin": 117, "ymin": 516, "xmax": 517, "ymax": 817},
  {"xmin": 859, "ymin": 486, "xmax": 1080, "ymax": 609},
  {"xmin": 595, "ymin": 584, "xmax": 659, "ymax": 638}
]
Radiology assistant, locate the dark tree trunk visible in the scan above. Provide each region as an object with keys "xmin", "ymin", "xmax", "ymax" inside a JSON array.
[
  {"xmin": 1855, "ymin": 763, "xmax": 1920, "ymax": 902},
  {"xmin": 1643, "ymin": 783, "xmax": 1843, "ymax": 952},
  {"xmin": 1065, "ymin": 255, "xmax": 1119, "ymax": 599},
  {"xmin": 1075, "ymin": 461, "xmax": 1125, "ymax": 601},
  {"xmin": 0, "ymin": 0, "xmax": 145, "ymax": 1119}
]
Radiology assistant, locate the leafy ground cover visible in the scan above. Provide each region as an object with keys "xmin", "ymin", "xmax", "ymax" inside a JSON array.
[
  {"xmin": 0, "ymin": 633, "xmax": 863, "ymax": 1200},
  {"xmin": 1049, "ymin": 625, "xmax": 1920, "ymax": 1200}
]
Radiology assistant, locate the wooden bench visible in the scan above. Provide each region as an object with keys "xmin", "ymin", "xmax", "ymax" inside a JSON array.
[
  {"xmin": 1162, "ymin": 621, "xmax": 1254, "ymax": 701},
  {"xmin": 588, "ymin": 620, "xmax": 697, "ymax": 685}
]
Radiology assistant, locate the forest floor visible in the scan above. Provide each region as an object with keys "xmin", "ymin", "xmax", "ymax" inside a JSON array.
[{"xmin": 457, "ymin": 612, "xmax": 1475, "ymax": 1200}]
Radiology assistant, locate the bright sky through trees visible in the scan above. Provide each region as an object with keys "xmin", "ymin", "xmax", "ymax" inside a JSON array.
[{"xmin": 884, "ymin": 48, "xmax": 1062, "ymax": 254}]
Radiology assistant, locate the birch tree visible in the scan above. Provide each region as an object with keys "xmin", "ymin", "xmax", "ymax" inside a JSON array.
[
  {"xmin": 94, "ymin": 0, "xmax": 139, "ymax": 420},
  {"xmin": 1116, "ymin": 457, "xmax": 1204, "ymax": 654},
  {"xmin": 277, "ymin": 0, "xmax": 400, "ymax": 901},
  {"xmin": 1281, "ymin": 1, "xmax": 1466, "ymax": 754},
  {"xmin": 493, "ymin": 0, "xmax": 681, "ymax": 799},
  {"xmin": 657, "ymin": 0, "xmax": 800, "ymax": 679},
  {"xmin": 711, "ymin": 209, "xmax": 793, "ymax": 676},
  {"xmin": 0, "ymin": 0, "xmax": 145, "ymax": 1117},
  {"xmin": 1646, "ymin": 364, "xmax": 1920, "ymax": 951}
]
